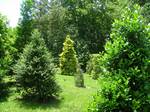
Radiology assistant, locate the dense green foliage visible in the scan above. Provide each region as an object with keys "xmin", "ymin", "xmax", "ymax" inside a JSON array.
[
  {"xmin": 0, "ymin": 14, "xmax": 16, "ymax": 98},
  {"xmin": 0, "ymin": 14, "xmax": 8, "ymax": 77},
  {"xmin": 0, "ymin": 0, "xmax": 150, "ymax": 111},
  {"xmin": 13, "ymin": 0, "xmax": 150, "ymax": 71},
  {"xmin": 60, "ymin": 0, "xmax": 112, "ymax": 53},
  {"xmin": 142, "ymin": 2, "xmax": 150, "ymax": 23},
  {"xmin": 33, "ymin": 1, "xmax": 68, "ymax": 59},
  {"xmin": 88, "ymin": 5, "xmax": 150, "ymax": 112},
  {"xmin": 14, "ymin": 30, "xmax": 60, "ymax": 101},
  {"xmin": 16, "ymin": 0, "xmax": 115, "ymax": 70},
  {"xmin": 15, "ymin": 0, "xmax": 34, "ymax": 53},
  {"xmin": 59, "ymin": 35, "xmax": 78, "ymax": 76},
  {"xmin": 14, "ymin": 0, "xmax": 150, "ymax": 72}
]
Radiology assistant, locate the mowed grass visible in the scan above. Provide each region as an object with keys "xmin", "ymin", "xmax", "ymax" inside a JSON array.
[{"xmin": 0, "ymin": 74, "xmax": 98, "ymax": 112}]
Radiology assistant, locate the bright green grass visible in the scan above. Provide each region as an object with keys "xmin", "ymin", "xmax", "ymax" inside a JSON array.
[{"xmin": 0, "ymin": 75, "xmax": 98, "ymax": 112}]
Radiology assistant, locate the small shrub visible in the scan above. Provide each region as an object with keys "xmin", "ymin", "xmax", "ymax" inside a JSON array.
[{"xmin": 14, "ymin": 30, "xmax": 60, "ymax": 101}]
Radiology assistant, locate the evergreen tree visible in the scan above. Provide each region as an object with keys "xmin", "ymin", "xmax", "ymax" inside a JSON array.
[
  {"xmin": 0, "ymin": 14, "xmax": 8, "ymax": 78},
  {"xmin": 14, "ymin": 30, "xmax": 60, "ymax": 101},
  {"xmin": 59, "ymin": 35, "xmax": 78, "ymax": 75},
  {"xmin": 88, "ymin": 5, "xmax": 150, "ymax": 112},
  {"xmin": 59, "ymin": 35, "xmax": 84, "ymax": 87},
  {"xmin": 0, "ymin": 14, "xmax": 11, "ymax": 98},
  {"xmin": 15, "ymin": 0, "xmax": 34, "ymax": 53}
]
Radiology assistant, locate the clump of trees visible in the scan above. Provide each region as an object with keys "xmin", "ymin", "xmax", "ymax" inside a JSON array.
[
  {"xmin": 0, "ymin": 0, "xmax": 149, "ymax": 107},
  {"xmin": 14, "ymin": 30, "xmax": 60, "ymax": 101},
  {"xmin": 88, "ymin": 5, "xmax": 150, "ymax": 112}
]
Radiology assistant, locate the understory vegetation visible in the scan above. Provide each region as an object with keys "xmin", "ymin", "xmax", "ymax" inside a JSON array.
[{"xmin": 0, "ymin": 0, "xmax": 150, "ymax": 112}]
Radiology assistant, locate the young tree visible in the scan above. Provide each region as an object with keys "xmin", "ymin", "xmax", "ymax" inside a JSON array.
[
  {"xmin": 14, "ymin": 30, "xmax": 60, "ymax": 101},
  {"xmin": 88, "ymin": 5, "xmax": 150, "ymax": 112},
  {"xmin": 59, "ymin": 35, "xmax": 78, "ymax": 75},
  {"xmin": 59, "ymin": 35, "xmax": 84, "ymax": 87}
]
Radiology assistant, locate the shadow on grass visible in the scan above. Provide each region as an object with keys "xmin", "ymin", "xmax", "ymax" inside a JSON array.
[{"xmin": 17, "ymin": 96, "xmax": 61, "ymax": 110}]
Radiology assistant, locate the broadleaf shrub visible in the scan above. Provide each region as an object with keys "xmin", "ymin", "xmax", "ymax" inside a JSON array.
[
  {"xmin": 14, "ymin": 30, "xmax": 60, "ymax": 101},
  {"xmin": 88, "ymin": 5, "xmax": 150, "ymax": 112}
]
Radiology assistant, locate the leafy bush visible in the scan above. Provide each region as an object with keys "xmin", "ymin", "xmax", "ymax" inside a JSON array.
[
  {"xmin": 14, "ymin": 30, "xmax": 60, "ymax": 101},
  {"xmin": 59, "ymin": 35, "xmax": 78, "ymax": 75},
  {"xmin": 88, "ymin": 5, "xmax": 150, "ymax": 112}
]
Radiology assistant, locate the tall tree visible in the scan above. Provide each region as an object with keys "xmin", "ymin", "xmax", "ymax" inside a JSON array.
[
  {"xmin": 34, "ymin": 2, "xmax": 69, "ymax": 58},
  {"xmin": 60, "ymin": 0, "xmax": 113, "ymax": 53},
  {"xmin": 21, "ymin": 0, "xmax": 135, "ymax": 71},
  {"xmin": 0, "ymin": 14, "xmax": 8, "ymax": 76},
  {"xmin": 15, "ymin": 0, "xmax": 34, "ymax": 53},
  {"xmin": 0, "ymin": 14, "xmax": 11, "ymax": 98}
]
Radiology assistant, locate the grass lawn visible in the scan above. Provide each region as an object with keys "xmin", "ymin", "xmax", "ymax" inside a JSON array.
[{"xmin": 0, "ymin": 74, "xmax": 98, "ymax": 112}]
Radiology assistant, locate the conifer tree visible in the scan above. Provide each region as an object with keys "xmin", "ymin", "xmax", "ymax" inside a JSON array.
[
  {"xmin": 14, "ymin": 30, "xmax": 60, "ymax": 101},
  {"xmin": 0, "ymin": 14, "xmax": 9, "ymax": 98},
  {"xmin": 59, "ymin": 35, "xmax": 78, "ymax": 75},
  {"xmin": 59, "ymin": 35, "xmax": 85, "ymax": 87}
]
